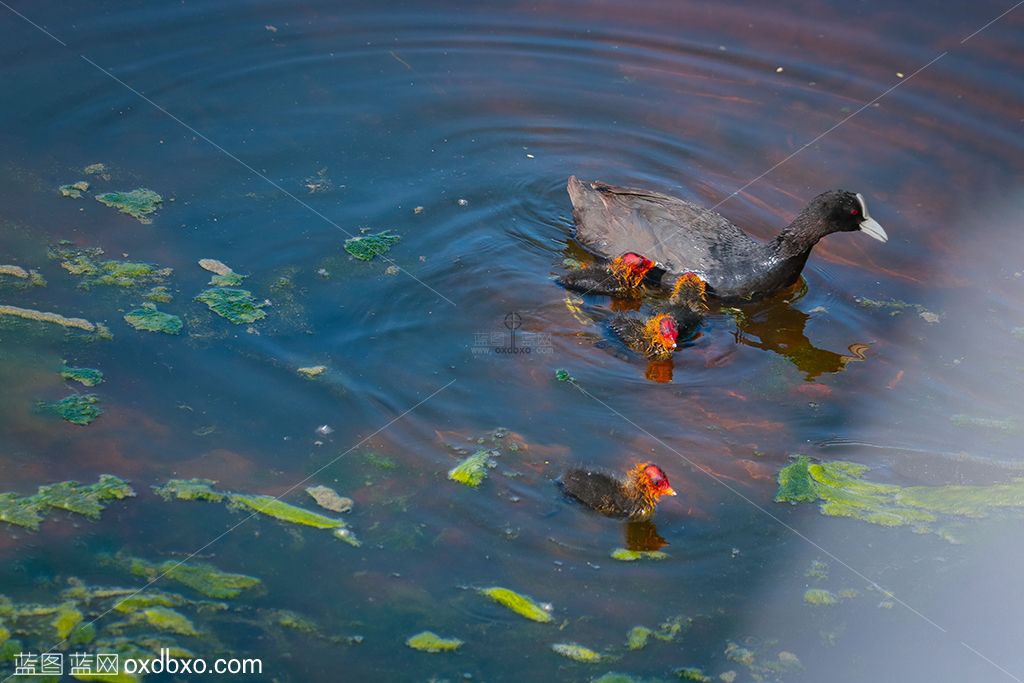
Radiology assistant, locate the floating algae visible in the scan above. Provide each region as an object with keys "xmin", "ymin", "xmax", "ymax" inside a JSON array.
[
  {"xmin": 143, "ymin": 286, "xmax": 172, "ymax": 303},
  {"xmin": 611, "ymin": 548, "xmax": 669, "ymax": 562},
  {"xmin": 195, "ymin": 287, "xmax": 266, "ymax": 324},
  {"xmin": 724, "ymin": 642, "xmax": 801, "ymax": 681},
  {"xmin": 551, "ymin": 642, "xmax": 602, "ymax": 663},
  {"xmin": 61, "ymin": 365, "xmax": 104, "ymax": 386},
  {"xmin": 84, "ymin": 162, "xmax": 109, "ymax": 178},
  {"xmin": 627, "ymin": 626, "xmax": 653, "ymax": 650},
  {"xmin": 555, "ymin": 368, "xmax": 577, "ymax": 383},
  {"xmin": 38, "ymin": 394, "xmax": 102, "ymax": 425},
  {"xmin": 133, "ymin": 608, "xmax": 198, "ymax": 636},
  {"xmin": 405, "ymin": 631, "xmax": 464, "ymax": 652},
  {"xmin": 803, "ymin": 589, "xmax": 837, "ymax": 606},
  {"xmin": 53, "ymin": 605, "xmax": 83, "ymax": 639},
  {"xmin": 0, "ymin": 264, "xmax": 45, "ymax": 287},
  {"xmin": 59, "ymin": 180, "xmax": 90, "ymax": 198},
  {"xmin": 124, "ymin": 304, "xmax": 183, "ymax": 334},
  {"xmin": 48, "ymin": 243, "xmax": 172, "ymax": 289},
  {"xmin": 95, "ymin": 188, "xmax": 162, "ymax": 223},
  {"xmin": 306, "ymin": 485, "xmax": 352, "ymax": 513},
  {"xmin": 775, "ymin": 455, "xmax": 1024, "ymax": 538},
  {"xmin": 448, "ymin": 450, "xmax": 495, "ymax": 487},
  {"xmin": 121, "ymin": 555, "xmax": 262, "ymax": 599},
  {"xmin": 154, "ymin": 479, "xmax": 357, "ymax": 543},
  {"xmin": 344, "ymin": 230, "xmax": 401, "ymax": 261},
  {"xmin": 675, "ymin": 668, "xmax": 711, "ymax": 682},
  {"xmin": 478, "ymin": 586, "xmax": 552, "ymax": 623},
  {"xmin": 0, "ymin": 475, "xmax": 134, "ymax": 531},
  {"xmin": 0, "ymin": 304, "xmax": 104, "ymax": 335},
  {"xmin": 113, "ymin": 593, "xmax": 186, "ymax": 613},
  {"xmin": 297, "ymin": 365, "xmax": 327, "ymax": 378}
]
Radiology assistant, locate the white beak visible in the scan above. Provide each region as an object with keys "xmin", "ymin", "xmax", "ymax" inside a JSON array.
[{"xmin": 856, "ymin": 193, "xmax": 888, "ymax": 243}]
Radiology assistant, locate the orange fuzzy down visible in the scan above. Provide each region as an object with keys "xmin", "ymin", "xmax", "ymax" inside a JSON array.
[
  {"xmin": 641, "ymin": 314, "xmax": 677, "ymax": 357},
  {"xmin": 609, "ymin": 255, "xmax": 655, "ymax": 288},
  {"xmin": 671, "ymin": 272, "xmax": 708, "ymax": 308}
]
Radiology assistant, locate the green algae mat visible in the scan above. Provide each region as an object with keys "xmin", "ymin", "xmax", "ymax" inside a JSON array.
[{"xmin": 776, "ymin": 455, "xmax": 1024, "ymax": 539}]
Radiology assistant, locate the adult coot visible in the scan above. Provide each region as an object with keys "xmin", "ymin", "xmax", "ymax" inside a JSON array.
[{"xmin": 567, "ymin": 176, "xmax": 887, "ymax": 302}]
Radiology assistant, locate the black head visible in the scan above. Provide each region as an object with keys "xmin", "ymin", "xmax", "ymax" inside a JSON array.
[{"xmin": 810, "ymin": 190, "xmax": 888, "ymax": 242}]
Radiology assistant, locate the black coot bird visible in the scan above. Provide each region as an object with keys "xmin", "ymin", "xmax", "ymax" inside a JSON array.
[{"xmin": 567, "ymin": 176, "xmax": 887, "ymax": 302}]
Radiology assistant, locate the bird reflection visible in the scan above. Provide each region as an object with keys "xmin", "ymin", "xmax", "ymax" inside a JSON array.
[
  {"xmin": 729, "ymin": 283, "xmax": 866, "ymax": 380},
  {"xmin": 624, "ymin": 520, "xmax": 668, "ymax": 551}
]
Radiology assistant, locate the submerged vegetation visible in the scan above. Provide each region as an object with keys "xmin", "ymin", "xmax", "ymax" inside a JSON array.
[
  {"xmin": 405, "ymin": 631, "xmax": 464, "ymax": 653},
  {"xmin": 38, "ymin": 394, "xmax": 103, "ymax": 425},
  {"xmin": 95, "ymin": 188, "xmax": 163, "ymax": 223},
  {"xmin": 154, "ymin": 479, "xmax": 358, "ymax": 545},
  {"xmin": 124, "ymin": 304, "xmax": 183, "ymax": 334},
  {"xmin": 195, "ymin": 287, "xmax": 266, "ymax": 324},
  {"xmin": 0, "ymin": 475, "xmax": 134, "ymax": 531},
  {"xmin": 478, "ymin": 586, "xmax": 552, "ymax": 623},
  {"xmin": 61, "ymin": 365, "xmax": 104, "ymax": 386},
  {"xmin": 343, "ymin": 230, "xmax": 401, "ymax": 261},
  {"xmin": 775, "ymin": 455, "xmax": 1024, "ymax": 538},
  {"xmin": 448, "ymin": 450, "xmax": 495, "ymax": 487}
]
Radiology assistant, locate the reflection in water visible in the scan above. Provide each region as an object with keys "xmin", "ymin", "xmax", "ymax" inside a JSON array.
[
  {"xmin": 645, "ymin": 358, "xmax": 674, "ymax": 383},
  {"xmin": 730, "ymin": 284, "xmax": 866, "ymax": 380},
  {"xmin": 624, "ymin": 520, "xmax": 668, "ymax": 551}
]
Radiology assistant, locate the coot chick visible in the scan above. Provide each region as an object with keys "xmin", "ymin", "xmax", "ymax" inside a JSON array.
[
  {"xmin": 609, "ymin": 272, "xmax": 707, "ymax": 359},
  {"xmin": 567, "ymin": 176, "xmax": 887, "ymax": 302},
  {"xmin": 560, "ymin": 463, "xmax": 677, "ymax": 521},
  {"xmin": 558, "ymin": 252, "xmax": 661, "ymax": 297}
]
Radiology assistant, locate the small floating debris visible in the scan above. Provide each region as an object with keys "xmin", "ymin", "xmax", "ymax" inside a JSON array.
[
  {"xmin": 0, "ymin": 475, "xmax": 134, "ymax": 531},
  {"xmin": 195, "ymin": 287, "xmax": 266, "ymax": 324},
  {"xmin": 478, "ymin": 586, "xmax": 552, "ymax": 623},
  {"xmin": 121, "ymin": 555, "xmax": 262, "ymax": 599},
  {"xmin": 0, "ymin": 304, "xmax": 106, "ymax": 335},
  {"xmin": 38, "ymin": 394, "xmax": 102, "ymax": 426},
  {"xmin": 406, "ymin": 631, "xmax": 464, "ymax": 653},
  {"xmin": 448, "ymin": 450, "xmax": 495, "ymax": 488},
  {"xmin": 554, "ymin": 368, "xmax": 576, "ymax": 383},
  {"xmin": 124, "ymin": 304, "xmax": 183, "ymax": 335},
  {"xmin": 95, "ymin": 188, "xmax": 163, "ymax": 223},
  {"xmin": 610, "ymin": 548, "xmax": 668, "ymax": 562},
  {"xmin": 59, "ymin": 180, "xmax": 90, "ymax": 198},
  {"xmin": 154, "ymin": 479, "xmax": 358, "ymax": 544},
  {"xmin": 344, "ymin": 230, "xmax": 401, "ymax": 261},
  {"xmin": 199, "ymin": 258, "xmax": 245, "ymax": 286},
  {"xmin": 306, "ymin": 485, "xmax": 352, "ymax": 513},
  {"xmin": 297, "ymin": 365, "xmax": 327, "ymax": 378},
  {"xmin": 626, "ymin": 626, "xmax": 653, "ymax": 650},
  {"xmin": 60, "ymin": 365, "xmax": 104, "ymax": 386},
  {"xmin": 551, "ymin": 642, "xmax": 602, "ymax": 663},
  {"xmin": 457, "ymin": 198, "xmax": 469, "ymax": 206},
  {"xmin": 803, "ymin": 588, "xmax": 837, "ymax": 606},
  {"xmin": 304, "ymin": 167, "xmax": 332, "ymax": 194},
  {"xmin": 83, "ymin": 162, "xmax": 110, "ymax": 179},
  {"xmin": 144, "ymin": 285, "xmax": 173, "ymax": 302}
]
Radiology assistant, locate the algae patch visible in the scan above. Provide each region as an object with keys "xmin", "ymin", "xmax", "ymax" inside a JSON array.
[
  {"xmin": 448, "ymin": 450, "xmax": 495, "ymax": 488},
  {"xmin": 124, "ymin": 304, "xmax": 183, "ymax": 335},
  {"xmin": 195, "ymin": 287, "xmax": 266, "ymax": 324},
  {"xmin": 551, "ymin": 642, "xmax": 602, "ymax": 662},
  {"xmin": 0, "ymin": 475, "xmax": 134, "ymax": 531},
  {"xmin": 344, "ymin": 230, "xmax": 401, "ymax": 261},
  {"xmin": 406, "ymin": 631, "xmax": 463, "ymax": 652},
  {"xmin": 803, "ymin": 589, "xmax": 837, "ymax": 606},
  {"xmin": 61, "ymin": 365, "xmax": 104, "ymax": 386},
  {"xmin": 611, "ymin": 548, "xmax": 669, "ymax": 562},
  {"xmin": 297, "ymin": 365, "xmax": 327, "ymax": 378},
  {"xmin": 154, "ymin": 479, "xmax": 357, "ymax": 544},
  {"xmin": 120, "ymin": 555, "xmax": 262, "ymax": 599},
  {"xmin": 95, "ymin": 188, "xmax": 162, "ymax": 223},
  {"xmin": 0, "ymin": 304, "xmax": 106, "ymax": 336},
  {"xmin": 38, "ymin": 394, "xmax": 102, "ymax": 425},
  {"xmin": 478, "ymin": 586, "xmax": 552, "ymax": 623},
  {"xmin": 60, "ymin": 180, "xmax": 90, "ymax": 198},
  {"xmin": 306, "ymin": 485, "xmax": 352, "ymax": 513},
  {"xmin": 775, "ymin": 455, "xmax": 1024, "ymax": 538}
]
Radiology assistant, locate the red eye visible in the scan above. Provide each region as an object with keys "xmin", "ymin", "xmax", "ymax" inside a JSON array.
[{"xmin": 850, "ymin": 208, "xmax": 859, "ymax": 216}]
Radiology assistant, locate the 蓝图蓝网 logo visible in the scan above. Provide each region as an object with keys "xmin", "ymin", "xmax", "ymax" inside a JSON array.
[{"xmin": 471, "ymin": 312, "xmax": 552, "ymax": 358}]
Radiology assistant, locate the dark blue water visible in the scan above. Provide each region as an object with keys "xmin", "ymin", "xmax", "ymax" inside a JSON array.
[{"xmin": 1, "ymin": 0, "xmax": 1023, "ymax": 680}]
